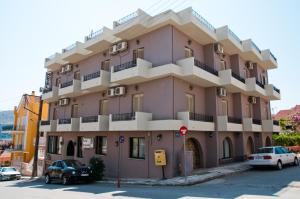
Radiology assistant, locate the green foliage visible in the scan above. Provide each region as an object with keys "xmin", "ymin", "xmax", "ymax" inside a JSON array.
[
  {"xmin": 89, "ymin": 157, "xmax": 105, "ymax": 181},
  {"xmin": 273, "ymin": 133, "xmax": 300, "ymax": 146}
]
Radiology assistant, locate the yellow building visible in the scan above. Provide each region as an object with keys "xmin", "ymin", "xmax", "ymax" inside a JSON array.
[{"xmin": 11, "ymin": 91, "xmax": 48, "ymax": 174}]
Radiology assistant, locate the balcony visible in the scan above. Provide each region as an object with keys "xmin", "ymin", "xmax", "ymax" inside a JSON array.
[
  {"xmin": 58, "ymin": 79, "xmax": 81, "ymax": 97},
  {"xmin": 109, "ymin": 112, "xmax": 152, "ymax": 131},
  {"xmin": 216, "ymin": 26, "xmax": 243, "ymax": 55},
  {"xmin": 245, "ymin": 77, "xmax": 266, "ymax": 97},
  {"xmin": 111, "ymin": 58, "xmax": 152, "ymax": 84},
  {"xmin": 241, "ymin": 39, "xmax": 262, "ymax": 63},
  {"xmin": 56, "ymin": 118, "xmax": 80, "ymax": 132},
  {"xmin": 60, "ymin": 41, "xmax": 92, "ymax": 63},
  {"xmin": 217, "ymin": 116, "xmax": 243, "ymax": 132},
  {"xmin": 262, "ymin": 120, "xmax": 280, "ymax": 132},
  {"xmin": 81, "ymin": 70, "xmax": 110, "ymax": 92},
  {"xmin": 219, "ymin": 69, "xmax": 247, "ymax": 93},
  {"xmin": 84, "ymin": 27, "xmax": 117, "ymax": 54},
  {"xmin": 12, "ymin": 144, "xmax": 23, "ymax": 151},
  {"xmin": 176, "ymin": 57, "xmax": 220, "ymax": 87},
  {"xmin": 264, "ymin": 84, "xmax": 281, "ymax": 100},
  {"xmin": 177, "ymin": 112, "xmax": 215, "ymax": 131},
  {"xmin": 39, "ymin": 120, "xmax": 57, "ymax": 132},
  {"xmin": 261, "ymin": 49, "xmax": 278, "ymax": 69},
  {"xmin": 242, "ymin": 118, "xmax": 262, "ymax": 132},
  {"xmin": 79, "ymin": 115, "xmax": 109, "ymax": 131},
  {"xmin": 44, "ymin": 53, "xmax": 67, "ymax": 71},
  {"xmin": 41, "ymin": 86, "xmax": 59, "ymax": 102}
]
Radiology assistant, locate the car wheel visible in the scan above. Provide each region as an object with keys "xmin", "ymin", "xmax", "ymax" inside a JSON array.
[
  {"xmin": 45, "ymin": 174, "xmax": 51, "ymax": 184},
  {"xmin": 62, "ymin": 176, "xmax": 69, "ymax": 185},
  {"xmin": 276, "ymin": 160, "xmax": 283, "ymax": 170},
  {"xmin": 294, "ymin": 158, "xmax": 299, "ymax": 166}
]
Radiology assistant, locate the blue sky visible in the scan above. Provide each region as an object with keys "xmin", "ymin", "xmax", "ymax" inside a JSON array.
[{"xmin": 0, "ymin": 0, "xmax": 299, "ymax": 113}]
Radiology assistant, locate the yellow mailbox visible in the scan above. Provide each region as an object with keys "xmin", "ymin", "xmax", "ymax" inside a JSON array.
[{"xmin": 154, "ymin": 150, "xmax": 166, "ymax": 166}]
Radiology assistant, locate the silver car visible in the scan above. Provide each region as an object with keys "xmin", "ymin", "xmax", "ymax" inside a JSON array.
[{"xmin": 0, "ymin": 167, "xmax": 21, "ymax": 181}]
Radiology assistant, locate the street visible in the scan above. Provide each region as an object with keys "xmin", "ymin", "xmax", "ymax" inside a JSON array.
[{"xmin": 1, "ymin": 165, "xmax": 300, "ymax": 199}]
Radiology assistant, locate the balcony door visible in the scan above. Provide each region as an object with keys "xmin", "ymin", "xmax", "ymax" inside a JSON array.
[
  {"xmin": 99, "ymin": 100, "xmax": 108, "ymax": 115},
  {"xmin": 71, "ymin": 104, "xmax": 79, "ymax": 118},
  {"xmin": 53, "ymin": 108, "xmax": 57, "ymax": 120},
  {"xmin": 101, "ymin": 59, "xmax": 110, "ymax": 71},
  {"xmin": 186, "ymin": 94, "xmax": 195, "ymax": 113},
  {"xmin": 55, "ymin": 77, "xmax": 61, "ymax": 87},
  {"xmin": 220, "ymin": 99, "xmax": 228, "ymax": 116},
  {"xmin": 184, "ymin": 47, "xmax": 193, "ymax": 58},
  {"xmin": 74, "ymin": 71, "xmax": 80, "ymax": 80},
  {"xmin": 133, "ymin": 48, "xmax": 144, "ymax": 63},
  {"xmin": 132, "ymin": 94, "xmax": 144, "ymax": 113}
]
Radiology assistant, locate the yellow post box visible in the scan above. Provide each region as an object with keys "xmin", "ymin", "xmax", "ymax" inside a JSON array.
[{"xmin": 154, "ymin": 150, "xmax": 166, "ymax": 166}]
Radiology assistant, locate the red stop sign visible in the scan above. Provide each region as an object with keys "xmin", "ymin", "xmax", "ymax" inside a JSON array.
[{"xmin": 179, "ymin": 126, "xmax": 188, "ymax": 136}]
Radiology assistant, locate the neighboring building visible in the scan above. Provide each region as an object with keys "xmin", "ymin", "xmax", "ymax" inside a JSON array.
[
  {"xmin": 0, "ymin": 110, "xmax": 14, "ymax": 125},
  {"xmin": 273, "ymin": 105, "xmax": 300, "ymax": 131},
  {"xmin": 40, "ymin": 8, "xmax": 280, "ymax": 179},
  {"xmin": 11, "ymin": 91, "xmax": 48, "ymax": 175}
]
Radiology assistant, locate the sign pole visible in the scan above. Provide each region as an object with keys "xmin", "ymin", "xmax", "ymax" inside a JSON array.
[
  {"xmin": 183, "ymin": 134, "xmax": 187, "ymax": 182},
  {"xmin": 117, "ymin": 140, "xmax": 121, "ymax": 188}
]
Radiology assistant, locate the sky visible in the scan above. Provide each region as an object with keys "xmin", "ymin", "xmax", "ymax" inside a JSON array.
[{"xmin": 0, "ymin": 0, "xmax": 299, "ymax": 113}]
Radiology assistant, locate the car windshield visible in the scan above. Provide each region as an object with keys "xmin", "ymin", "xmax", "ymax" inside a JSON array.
[
  {"xmin": 257, "ymin": 148, "xmax": 273, "ymax": 154},
  {"xmin": 2, "ymin": 168, "xmax": 17, "ymax": 172},
  {"xmin": 63, "ymin": 160, "xmax": 83, "ymax": 168}
]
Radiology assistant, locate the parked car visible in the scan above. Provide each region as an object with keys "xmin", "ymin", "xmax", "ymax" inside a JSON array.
[
  {"xmin": 248, "ymin": 146, "xmax": 299, "ymax": 170},
  {"xmin": 45, "ymin": 159, "xmax": 92, "ymax": 185},
  {"xmin": 0, "ymin": 167, "xmax": 21, "ymax": 181}
]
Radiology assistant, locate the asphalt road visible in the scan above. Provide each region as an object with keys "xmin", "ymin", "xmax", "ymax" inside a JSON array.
[{"xmin": 1, "ymin": 165, "xmax": 300, "ymax": 199}]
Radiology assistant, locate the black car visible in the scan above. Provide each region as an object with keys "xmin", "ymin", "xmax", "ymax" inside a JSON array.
[{"xmin": 45, "ymin": 159, "xmax": 92, "ymax": 185}]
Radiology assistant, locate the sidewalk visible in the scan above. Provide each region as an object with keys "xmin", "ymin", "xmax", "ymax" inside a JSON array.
[{"xmin": 98, "ymin": 162, "xmax": 251, "ymax": 186}]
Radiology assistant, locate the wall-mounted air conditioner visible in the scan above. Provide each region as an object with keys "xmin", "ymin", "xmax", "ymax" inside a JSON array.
[
  {"xmin": 217, "ymin": 87, "xmax": 227, "ymax": 97},
  {"xmin": 115, "ymin": 86, "xmax": 126, "ymax": 96}
]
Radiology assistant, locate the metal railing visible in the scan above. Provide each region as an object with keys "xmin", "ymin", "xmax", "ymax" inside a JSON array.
[
  {"xmin": 83, "ymin": 71, "xmax": 100, "ymax": 81},
  {"xmin": 62, "ymin": 43, "xmax": 76, "ymax": 53},
  {"xmin": 82, "ymin": 116, "xmax": 98, "ymax": 123},
  {"xmin": 273, "ymin": 120, "xmax": 279, "ymax": 126},
  {"xmin": 256, "ymin": 80, "xmax": 265, "ymax": 89},
  {"xmin": 85, "ymin": 28, "xmax": 104, "ymax": 41},
  {"xmin": 115, "ymin": 11, "xmax": 138, "ymax": 27},
  {"xmin": 112, "ymin": 112, "xmax": 135, "ymax": 121},
  {"xmin": 228, "ymin": 116, "xmax": 242, "ymax": 124},
  {"xmin": 58, "ymin": 118, "xmax": 71, "ymax": 124},
  {"xmin": 251, "ymin": 41, "xmax": 261, "ymax": 54},
  {"xmin": 273, "ymin": 86, "xmax": 280, "ymax": 94},
  {"xmin": 252, "ymin": 119, "xmax": 262, "ymax": 125},
  {"xmin": 42, "ymin": 87, "xmax": 53, "ymax": 94},
  {"xmin": 194, "ymin": 59, "xmax": 218, "ymax": 76},
  {"xmin": 41, "ymin": 120, "xmax": 50, "ymax": 125},
  {"xmin": 231, "ymin": 71, "xmax": 245, "ymax": 83},
  {"xmin": 60, "ymin": 80, "xmax": 73, "ymax": 88},
  {"xmin": 189, "ymin": 112, "xmax": 214, "ymax": 122},
  {"xmin": 113, "ymin": 60, "xmax": 137, "ymax": 72},
  {"xmin": 192, "ymin": 10, "xmax": 216, "ymax": 33},
  {"xmin": 13, "ymin": 144, "xmax": 23, "ymax": 151},
  {"xmin": 45, "ymin": 53, "xmax": 56, "ymax": 62},
  {"xmin": 228, "ymin": 28, "xmax": 242, "ymax": 44},
  {"xmin": 270, "ymin": 51, "xmax": 277, "ymax": 62}
]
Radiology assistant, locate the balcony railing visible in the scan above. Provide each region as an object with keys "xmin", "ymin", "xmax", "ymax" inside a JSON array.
[
  {"xmin": 13, "ymin": 144, "xmax": 23, "ymax": 151},
  {"xmin": 273, "ymin": 120, "xmax": 279, "ymax": 126},
  {"xmin": 60, "ymin": 80, "xmax": 73, "ymax": 88},
  {"xmin": 189, "ymin": 112, "xmax": 214, "ymax": 122},
  {"xmin": 251, "ymin": 41, "xmax": 261, "ymax": 54},
  {"xmin": 42, "ymin": 87, "xmax": 53, "ymax": 94},
  {"xmin": 62, "ymin": 43, "xmax": 76, "ymax": 53},
  {"xmin": 194, "ymin": 59, "xmax": 218, "ymax": 76},
  {"xmin": 115, "ymin": 11, "xmax": 138, "ymax": 27},
  {"xmin": 83, "ymin": 71, "xmax": 100, "ymax": 81},
  {"xmin": 228, "ymin": 28, "xmax": 242, "ymax": 44},
  {"xmin": 81, "ymin": 116, "xmax": 98, "ymax": 123},
  {"xmin": 192, "ymin": 10, "xmax": 216, "ymax": 33},
  {"xmin": 228, "ymin": 116, "xmax": 242, "ymax": 124},
  {"xmin": 40, "ymin": 120, "xmax": 51, "ymax": 126},
  {"xmin": 231, "ymin": 71, "xmax": 245, "ymax": 83},
  {"xmin": 252, "ymin": 119, "xmax": 262, "ymax": 125},
  {"xmin": 273, "ymin": 86, "xmax": 280, "ymax": 93},
  {"xmin": 85, "ymin": 28, "xmax": 104, "ymax": 41},
  {"xmin": 58, "ymin": 118, "xmax": 71, "ymax": 124},
  {"xmin": 45, "ymin": 53, "xmax": 56, "ymax": 62},
  {"xmin": 270, "ymin": 52, "xmax": 277, "ymax": 62},
  {"xmin": 113, "ymin": 60, "xmax": 137, "ymax": 72},
  {"xmin": 256, "ymin": 80, "xmax": 265, "ymax": 89},
  {"xmin": 112, "ymin": 112, "xmax": 135, "ymax": 121}
]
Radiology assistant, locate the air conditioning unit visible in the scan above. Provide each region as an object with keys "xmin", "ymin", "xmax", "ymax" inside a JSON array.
[
  {"xmin": 217, "ymin": 87, "xmax": 227, "ymax": 97},
  {"xmin": 107, "ymin": 88, "xmax": 115, "ymax": 97},
  {"xmin": 64, "ymin": 64, "xmax": 73, "ymax": 72},
  {"xmin": 246, "ymin": 61, "xmax": 254, "ymax": 70},
  {"xmin": 115, "ymin": 86, "xmax": 126, "ymax": 96},
  {"xmin": 109, "ymin": 45, "xmax": 118, "ymax": 55},
  {"xmin": 214, "ymin": 43, "xmax": 224, "ymax": 54},
  {"xmin": 248, "ymin": 96, "xmax": 257, "ymax": 104},
  {"xmin": 58, "ymin": 98, "xmax": 70, "ymax": 106},
  {"xmin": 116, "ymin": 41, "xmax": 128, "ymax": 52}
]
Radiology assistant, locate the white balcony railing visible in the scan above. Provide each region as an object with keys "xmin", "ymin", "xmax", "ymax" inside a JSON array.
[{"xmin": 80, "ymin": 115, "xmax": 109, "ymax": 131}]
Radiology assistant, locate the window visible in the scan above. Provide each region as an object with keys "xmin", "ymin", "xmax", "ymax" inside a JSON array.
[
  {"xmin": 56, "ymin": 161, "xmax": 63, "ymax": 168},
  {"xmin": 130, "ymin": 137, "xmax": 145, "ymax": 159},
  {"xmin": 186, "ymin": 94, "xmax": 195, "ymax": 113},
  {"xmin": 77, "ymin": 136, "xmax": 83, "ymax": 158},
  {"xmin": 101, "ymin": 59, "xmax": 110, "ymax": 71},
  {"xmin": 47, "ymin": 136, "xmax": 59, "ymax": 154},
  {"xmin": 132, "ymin": 94, "xmax": 144, "ymax": 112},
  {"xmin": 71, "ymin": 104, "xmax": 79, "ymax": 118},
  {"xmin": 74, "ymin": 71, "xmax": 81, "ymax": 80},
  {"xmin": 275, "ymin": 147, "xmax": 283, "ymax": 154},
  {"xmin": 133, "ymin": 48, "xmax": 144, "ymax": 62},
  {"xmin": 184, "ymin": 47, "xmax": 194, "ymax": 58},
  {"xmin": 95, "ymin": 136, "xmax": 107, "ymax": 155},
  {"xmin": 55, "ymin": 77, "xmax": 61, "ymax": 87},
  {"xmin": 99, "ymin": 100, "xmax": 108, "ymax": 115}
]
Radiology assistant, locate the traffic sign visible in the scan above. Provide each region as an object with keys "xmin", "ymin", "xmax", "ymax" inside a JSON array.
[
  {"xmin": 119, "ymin": 136, "xmax": 125, "ymax": 144},
  {"xmin": 179, "ymin": 126, "xmax": 188, "ymax": 136}
]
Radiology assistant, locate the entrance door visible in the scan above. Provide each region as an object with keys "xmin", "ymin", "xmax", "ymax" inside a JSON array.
[
  {"xmin": 186, "ymin": 138, "xmax": 203, "ymax": 169},
  {"xmin": 246, "ymin": 137, "xmax": 254, "ymax": 156}
]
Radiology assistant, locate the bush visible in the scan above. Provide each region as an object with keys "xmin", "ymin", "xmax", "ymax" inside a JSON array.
[
  {"xmin": 89, "ymin": 157, "xmax": 105, "ymax": 181},
  {"xmin": 273, "ymin": 133, "xmax": 300, "ymax": 147}
]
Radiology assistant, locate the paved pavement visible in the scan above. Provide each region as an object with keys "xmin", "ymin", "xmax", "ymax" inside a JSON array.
[{"xmin": 1, "ymin": 164, "xmax": 300, "ymax": 199}]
